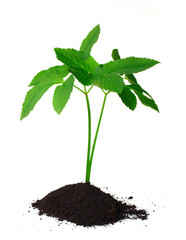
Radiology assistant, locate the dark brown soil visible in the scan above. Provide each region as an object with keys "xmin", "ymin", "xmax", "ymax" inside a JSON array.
[{"xmin": 32, "ymin": 182, "xmax": 148, "ymax": 227}]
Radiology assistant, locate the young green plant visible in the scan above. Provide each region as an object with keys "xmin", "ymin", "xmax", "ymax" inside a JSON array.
[{"xmin": 20, "ymin": 25, "xmax": 160, "ymax": 183}]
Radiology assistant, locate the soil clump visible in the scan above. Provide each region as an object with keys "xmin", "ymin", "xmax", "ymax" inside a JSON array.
[{"xmin": 32, "ymin": 182, "xmax": 148, "ymax": 227}]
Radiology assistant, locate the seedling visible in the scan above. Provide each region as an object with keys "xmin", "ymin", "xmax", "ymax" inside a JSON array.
[{"xmin": 21, "ymin": 25, "xmax": 159, "ymax": 183}]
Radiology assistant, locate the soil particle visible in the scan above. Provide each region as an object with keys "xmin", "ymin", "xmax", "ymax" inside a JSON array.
[
  {"xmin": 32, "ymin": 182, "xmax": 148, "ymax": 227},
  {"xmin": 128, "ymin": 196, "xmax": 133, "ymax": 200}
]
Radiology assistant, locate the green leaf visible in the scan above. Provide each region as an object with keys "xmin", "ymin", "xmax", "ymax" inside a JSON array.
[
  {"xmin": 80, "ymin": 24, "xmax": 100, "ymax": 55},
  {"xmin": 91, "ymin": 72, "xmax": 124, "ymax": 93},
  {"xmin": 128, "ymin": 84, "xmax": 159, "ymax": 112},
  {"xmin": 112, "ymin": 49, "xmax": 121, "ymax": 61},
  {"xmin": 125, "ymin": 74, "xmax": 138, "ymax": 84},
  {"xmin": 111, "ymin": 49, "xmax": 137, "ymax": 110},
  {"xmin": 102, "ymin": 57, "xmax": 160, "ymax": 75},
  {"xmin": 119, "ymin": 86, "xmax": 137, "ymax": 110},
  {"xmin": 29, "ymin": 65, "xmax": 69, "ymax": 86},
  {"xmin": 20, "ymin": 84, "xmax": 51, "ymax": 120},
  {"xmin": 20, "ymin": 65, "xmax": 70, "ymax": 120},
  {"xmin": 53, "ymin": 75, "xmax": 75, "ymax": 114},
  {"xmin": 111, "ymin": 49, "xmax": 138, "ymax": 85},
  {"xmin": 54, "ymin": 48, "xmax": 99, "ymax": 85}
]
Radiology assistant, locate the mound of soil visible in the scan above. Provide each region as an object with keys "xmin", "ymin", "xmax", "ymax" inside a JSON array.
[{"xmin": 32, "ymin": 182, "xmax": 148, "ymax": 227}]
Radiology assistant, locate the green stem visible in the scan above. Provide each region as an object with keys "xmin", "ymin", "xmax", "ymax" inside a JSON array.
[
  {"xmin": 74, "ymin": 85, "xmax": 85, "ymax": 94},
  {"xmin": 87, "ymin": 84, "xmax": 94, "ymax": 94},
  {"xmin": 84, "ymin": 86, "xmax": 92, "ymax": 182},
  {"xmin": 86, "ymin": 92, "xmax": 108, "ymax": 182}
]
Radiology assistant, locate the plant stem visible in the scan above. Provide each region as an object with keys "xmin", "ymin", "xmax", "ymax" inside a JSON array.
[
  {"xmin": 87, "ymin": 84, "xmax": 94, "ymax": 94},
  {"xmin": 84, "ymin": 86, "xmax": 92, "ymax": 182},
  {"xmin": 101, "ymin": 88, "xmax": 106, "ymax": 94},
  {"xmin": 74, "ymin": 85, "xmax": 85, "ymax": 94},
  {"xmin": 86, "ymin": 91, "xmax": 108, "ymax": 182}
]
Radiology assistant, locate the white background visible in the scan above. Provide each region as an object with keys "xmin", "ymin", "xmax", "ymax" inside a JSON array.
[{"xmin": 0, "ymin": 0, "xmax": 186, "ymax": 239}]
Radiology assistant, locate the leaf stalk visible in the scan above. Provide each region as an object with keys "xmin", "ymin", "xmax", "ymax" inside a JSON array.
[
  {"xmin": 84, "ymin": 86, "xmax": 92, "ymax": 182},
  {"xmin": 85, "ymin": 91, "xmax": 108, "ymax": 182},
  {"xmin": 74, "ymin": 85, "xmax": 85, "ymax": 94}
]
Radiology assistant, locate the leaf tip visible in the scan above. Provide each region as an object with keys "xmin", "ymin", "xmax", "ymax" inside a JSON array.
[
  {"xmin": 94, "ymin": 24, "xmax": 101, "ymax": 31},
  {"xmin": 54, "ymin": 109, "xmax": 61, "ymax": 115},
  {"xmin": 112, "ymin": 49, "xmax": 121, "ymax": 61},
  {"xmin": 54, "ymin": 47, "xmax": 61, "ymax": 56},
  {"xmin": 155, "ymin": 60, "xmax": 161, "ymax": 65},
  {"xmin": 20, "ymin": 110, "xmax": 25, "ymax": 121},
  {"xmin": 54, "ymin": 47, "xmax": 58, "ymax": 53},
  {"xmin": 156, "ymin": 106, "xmax": 160, "ymax": 113}
]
